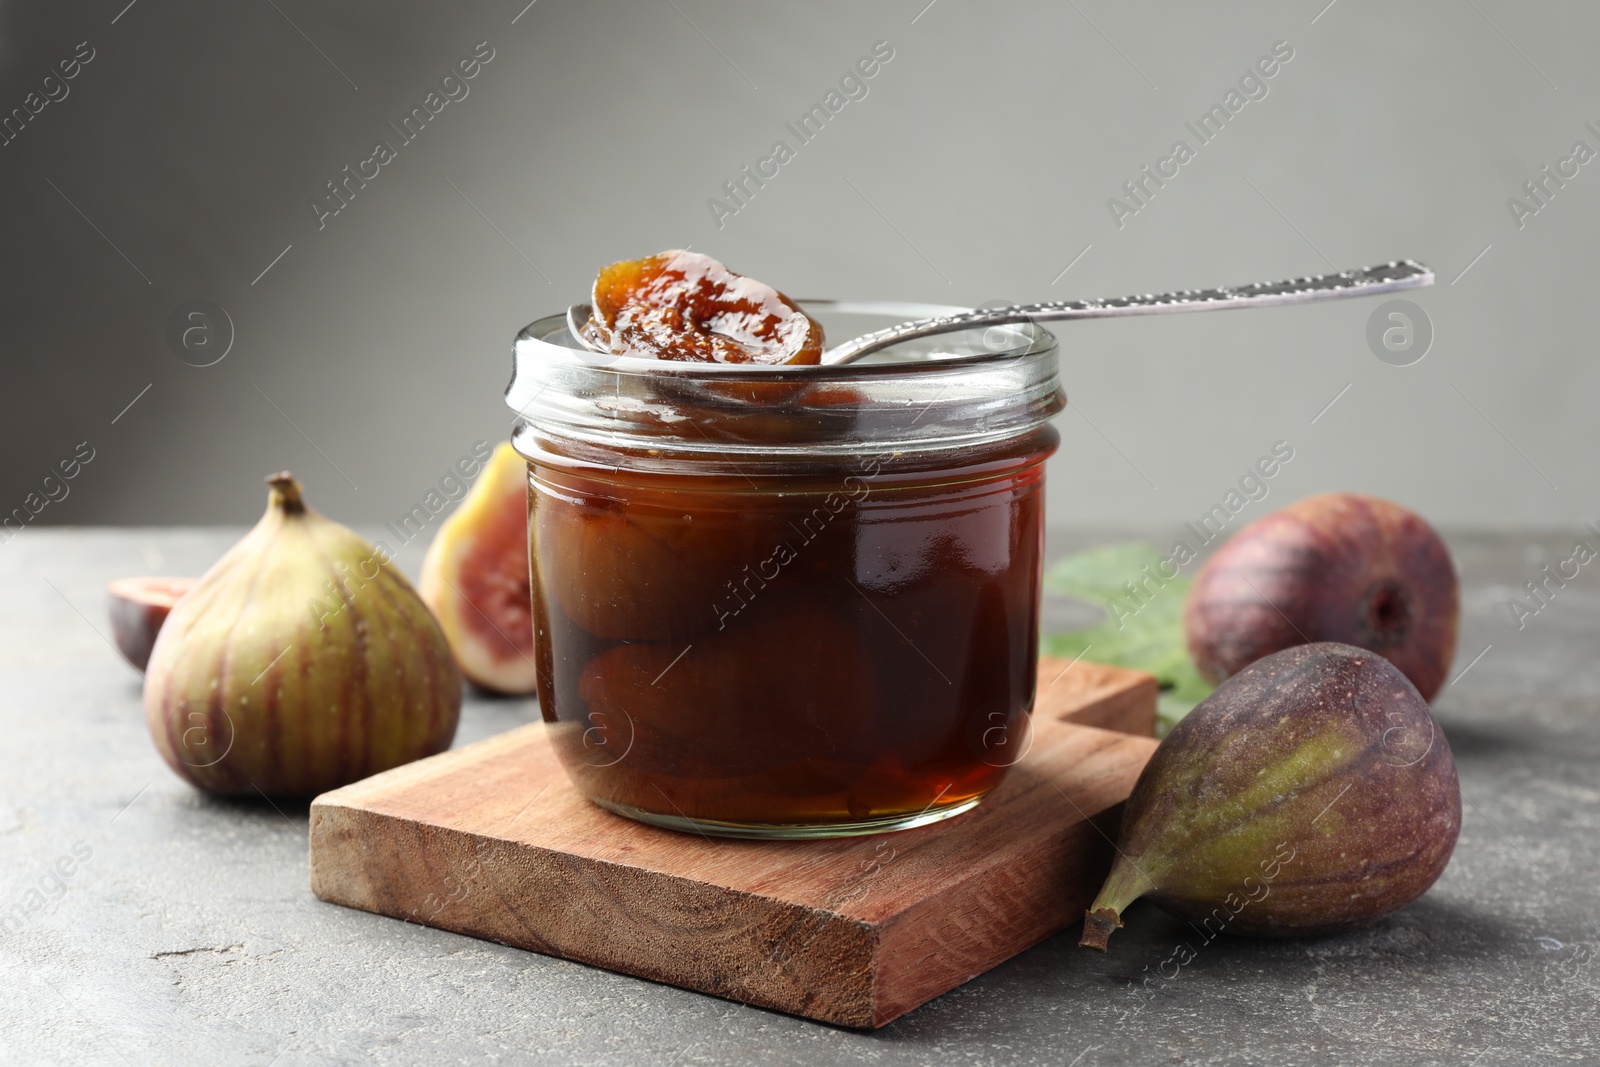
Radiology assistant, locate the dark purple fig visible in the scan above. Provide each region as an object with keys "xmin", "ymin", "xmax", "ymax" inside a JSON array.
[
  {"xmin": 1079, "ymin": 641, "xmax": 1460, "ymax": 951},
  {"xmin": 1184, "ymin": 492, "xmax": 1459, "ymax": 701}
]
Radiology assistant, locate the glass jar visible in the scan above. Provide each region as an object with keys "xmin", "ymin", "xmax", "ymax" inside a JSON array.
[{"xmin": 506, "ymin": 301, "xmax": 1064, "ymax": 838}]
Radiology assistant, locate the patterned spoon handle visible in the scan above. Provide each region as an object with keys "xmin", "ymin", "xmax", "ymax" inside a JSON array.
[{"xmin": 821, "ymin": 259, "xmax": 1433, "ymax": 366}]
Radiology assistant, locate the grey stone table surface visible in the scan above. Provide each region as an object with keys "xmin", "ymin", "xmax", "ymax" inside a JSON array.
[{"xmin": 2, "ymin": 527, "xmax": 1596, "ymax": 1066}]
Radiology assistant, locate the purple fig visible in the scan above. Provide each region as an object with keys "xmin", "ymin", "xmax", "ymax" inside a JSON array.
[
  {"xmin": 1080, "ymin": 641, "xmax": 1460, "ymax": 951},
  {"xmin": 1184, "ymin": 493, "xmax": 1459, "ymax": 701}
]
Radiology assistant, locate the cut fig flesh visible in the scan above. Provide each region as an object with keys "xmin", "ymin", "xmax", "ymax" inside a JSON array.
[{"xmin": 107, "ymin": 576, "xmax": 196, "ymax": 672}]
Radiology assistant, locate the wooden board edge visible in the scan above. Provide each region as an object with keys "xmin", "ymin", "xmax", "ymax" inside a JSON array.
[
  {"xmin": 309, "ymin": 799, "xmax": 885, "ymax": 1028},
  {"xmin": 312, "ymin": 723, "xmax": 547, "ymax": 811},
  {"xmin": 869, "ymin": 802, "xmax": 1123, "ymax": 1027},
  {"xmin": 1052, "ymin": 669, "xmax": 1158, "ymax": 738}
]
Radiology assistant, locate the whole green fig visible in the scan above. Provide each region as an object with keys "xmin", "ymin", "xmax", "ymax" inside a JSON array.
[
  {"xmin": 1080, "ymin": 641, "xmax": 1460, "ymax": 950},
  {"xmin": 144, "ymin": 473, "xmax": 461, "ymax": 797}
]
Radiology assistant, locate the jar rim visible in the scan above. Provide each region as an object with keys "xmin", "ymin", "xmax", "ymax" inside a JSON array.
[
  {"xmin": 512, "ymin": 299, "xmax": 1055, "ymax": 375},
  {"xmin": 505, "ymin": 300, "xmax": 1065, "ymax": 465}
]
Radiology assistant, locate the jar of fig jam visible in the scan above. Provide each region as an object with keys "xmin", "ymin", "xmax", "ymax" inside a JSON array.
[{"xmin": 506, "ymin": 301, "xmax": 1064, "ymax": 838}]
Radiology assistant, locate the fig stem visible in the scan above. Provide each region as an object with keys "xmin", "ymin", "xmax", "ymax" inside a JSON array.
[
  {"xmin": 266, "ymin": 472, "xmax": 307, "ymax": 515},
  {"xmin": 1079, "ymin": 907, "xmax": 1122, "ymax": 952},
  {"xmin": 1079, "ymin": 862, "xmax": 1152, "ymax": 951}
]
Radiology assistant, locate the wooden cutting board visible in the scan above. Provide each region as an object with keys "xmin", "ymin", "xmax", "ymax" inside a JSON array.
[{"xmin": 309, "ymin": 658, "xmax": 1158, "ymax": 1029}]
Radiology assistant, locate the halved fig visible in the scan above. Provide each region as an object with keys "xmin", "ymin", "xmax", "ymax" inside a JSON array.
[
  {"xmin": 107, "ymin": 577, "xmax": 196, "ymax": 672},
  {"xmin": 419, "ymin": 442, "xmax": 538, "ymax": 694},
  {"xmin": 583, "ymin": 250, "xmax": 824, "ymax": 364}
]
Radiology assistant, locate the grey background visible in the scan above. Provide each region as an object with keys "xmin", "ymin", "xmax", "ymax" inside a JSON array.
[{"xmin": 2, "ymin": 0, "xmax": 1595, "ymax": 535}]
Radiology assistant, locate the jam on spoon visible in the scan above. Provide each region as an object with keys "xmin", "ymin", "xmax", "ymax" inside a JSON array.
[{"xmin": 583, "ymin": 250, "xmax": 824, "ymax": 365}]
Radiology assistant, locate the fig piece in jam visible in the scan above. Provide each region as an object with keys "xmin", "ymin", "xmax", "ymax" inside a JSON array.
[
  {"xmin": 583, "ymin": 250, "xmax": 825, "ymax": 364},
  {"xmin": 575, "ymin": 597, "xmax": 883, "ymax": 786}
]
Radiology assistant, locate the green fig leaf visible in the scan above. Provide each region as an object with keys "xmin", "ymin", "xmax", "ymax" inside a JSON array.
[{"xmin": 1041, "ymin": 542, "xmax": 1214, "ymax": 733}]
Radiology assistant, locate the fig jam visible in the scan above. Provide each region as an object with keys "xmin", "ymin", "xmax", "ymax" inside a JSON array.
[
  {"xmin": 526, "ymin": 428, "xmax": 1056, "ymax": 833},
  {"xmin": 584, "ymin": 250, "xmax": 824, "ymax": 365},
  {"xmin": 509, "ymin": 277, "xmax": 1064, "ymax": 837}
]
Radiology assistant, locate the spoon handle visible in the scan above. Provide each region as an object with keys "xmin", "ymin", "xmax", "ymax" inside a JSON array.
[{"xmin": 822, "ymin": 259, "xmax": 1433, "ymax": 366}]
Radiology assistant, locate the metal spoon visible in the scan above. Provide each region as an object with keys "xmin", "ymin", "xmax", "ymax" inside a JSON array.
[{"xmin": 566, "ymin": 259, "xmax": 1432, "ymax": 366}]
